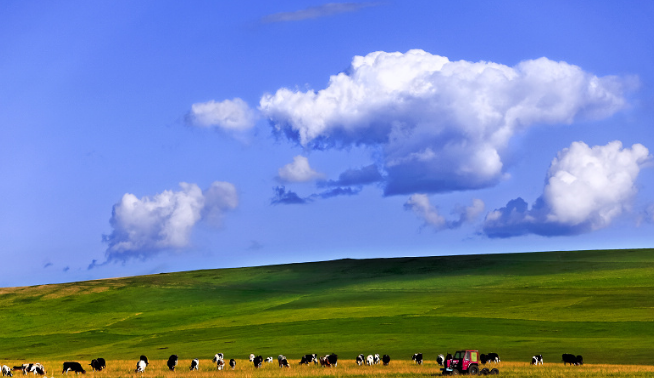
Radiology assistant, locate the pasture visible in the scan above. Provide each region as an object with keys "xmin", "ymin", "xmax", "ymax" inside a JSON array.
[
  {"xmin": 2, "ymin": 360, "xmax": 654, "ymax": 378},
  {"xmin": 1, "ymin": 248, "xmax": 653, "ymax": 367}
]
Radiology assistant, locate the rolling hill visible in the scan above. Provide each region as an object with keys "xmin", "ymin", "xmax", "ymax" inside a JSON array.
[{"xmin": 1, "ymin": 249, "xmax": 653, "ymax": 364}]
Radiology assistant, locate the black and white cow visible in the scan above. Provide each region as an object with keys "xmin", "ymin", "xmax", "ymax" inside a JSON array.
[
  {"xmin": 253, "ymin": 356, "xmax": 263, "ymax": 368},
  {"xmin": 189, "ymin": 359, "xmax": 199, "ymax": 371},
  {"xmin": 62, "ymin": 362, "xmax": 85, "ymax": 375},
  {"xmin": 229, "ymin": 359, "xmax": 235, "ymax": 370},
  {"xmin": 531, "ymin": 355, "xmax": 543, "ymax": 365},
  {"xmin": 21, "ymin": 364, "xmax": 45, "ymax": 376},
  {"xmin": 265, "ymin": 357, "xmax": 273, "ymax": 363},
  {"xmin": 89, "ymin": 359, "xmax": 105, "ymax": 372},
  {"xmin": 437, "ymin": 354, "xmax": 445, "ymax": 366},
  {"xmin": 135, "ymin": 360, "xmax": 146, "ymax": 374},
  {"xmin": 366, "ymin": 355, "xmax": 374, "ymax": 366},
  {"xmin": 277, "ymin": 356, "xmax": 289, "ymax": 368},
  {"xmin": 249, "ymin": 354, "xmax": 255, "ymax": 362},
  {"xmin": 486, "ymin": 353, "xmax": 500, "ymax": 364},
  {"xmin": 373, "ymin": 354, "xmax": 380, "ymax": 365},
  {"xmin": 382, "ymin": 355, "xmax": 390, "ymax": 366},
  {"xmin": 326, "ymin": 354, "xmax": 338, "ymax": 367},
  {"xmin": 300, "ymin": 354, "xmax": 317, "ymax": 365},
  {"xmin": 167, "ymin": 355, "xmax": 178, "ymax": 371},
  {"xmin": 2, "ymin": 366, "xmax": 13, "ymax": 377},
  {"xmin": 355, "ymin": 355, "xmax": 364, "ymax": 366},
  {"xmin": 411, "ymin": 353, "xmax": 423, "ymax": 365},
  {"xmin": 212, "ymin": 354, "xmax": 224, "ymax": 370}
]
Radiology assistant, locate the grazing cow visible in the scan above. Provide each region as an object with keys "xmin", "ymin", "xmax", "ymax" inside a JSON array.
[
  {"xmin": 355, "ymin": 355, "xmax": 364, "ymax": 366},
  {"xmin": 167, "ymin": 355, "xmax": 178, "ymax": 371},
  {"xmin": 531, "ymin": 355, "xmax": 543, "ymax": 365},
  {"xmin": 373, "ymin": 354, "xmax": 380, "ymax": 365},
  {"xmin": 89, "ymin": 359, "xmax": 105, "ymax": 372},
  {"xmin": 327, "ymin": 354, "xmax": 338, "ymax": 367},
  {"xmin": 382, "ymin": 355, "xmax": 390, "ymax": 366},
  {"xmin": 2, "ymin": 366, "xmax": 13, "ymax": 377},
  {"xmin": 366, "ymin": 355, "xmax": 374, "ymax": 366},
  {"xmin": 212, "ymin": 354, "xmax": 224, "ymax": 370},
  {"xmin": 437, "ymin": 354, "xmax": 445, "ymax": 366},
  {"xmin": 277, "ymin": 356, "xmax": 289, "ymax": 368},
  {"xmin": 253, "ymin": 356, "xmax": 263, "ymax": 368},
  {"xmin": 21, "ymin": 364, "xmax": 45, "ymax": 376},
  {"xmin": 480, "ymin": 354, "xmax": 488, "ymax": 364},
  {"xmin": 135, "ymin": 361, "xmax": 146, "ymax": 374},
  {"xmin": 229, "ymin": 359, "xmax": 235, "ymax": 370},
  {"xmin": 62, "ymin": 362, "xmax": 85, "ymax": 375},
  {"xmin": 189, "ymin": 359, "xmax": 199, "ymax": 371},
  {"xmin": 486, "ymin": 353, "xmax": 500, "ymax": 364},
  {"xmin": 562, "ymin": 354, "xmax": 583, "ymax": 366},
  {"xmin": 139, "ymin": 356, "xmax": 149, "ymax": 366},
  {"xmin": 300, "ymin": 354, "xmax": 317, "ymax": 365},
  {"xmin": 411, "ymin": 353, "xmax": 423, "ymax": 365},
  {"xmin": 249, "ymin": 354, "xmax": 255, "ymax": 362},
  {"xmin": 319, "ymin": 357, "xmax": 330, "ymax": 367},
  {"xmin": 265, "ymin": 357, "xmax": 273, "ymax": 363}
]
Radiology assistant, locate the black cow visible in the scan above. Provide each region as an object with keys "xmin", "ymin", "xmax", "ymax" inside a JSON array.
[
  {"xmin": 229, "ymin": 359, "xmax": 235, "ymax": 370},
  {"xmin": 89, "ymin": 359, "xmax": 105, "ymax": 372},
  {"xmin": 327, "ymin": 354, "xmax": 338, "ymax": 366},
  {"xmin": 62, "ymin": 362, "xmax": 85, "ymax": 375},
  {"xmin": 355, "ymin": 354, "xmax": 364, "ymax": 366},
  {"xmin": 382, "ymin": 355, "xmax": 390, "ymax": 366},
  {"xmin": 562, "ymin": 354, "xmax": 583, "ymax": 366},
  {"xmin": 167, "ymin": 355, "xmax": 178, "ymax": 371},
  {"xmin": 480, "ymin": 354, "xmax": 488, "ymax": 364},
  {"xmin": 253, "ymin": 356, "xmax": 263, "ymax": 368},
  {"xmin": 189, "ymin": 359, "xmax": 199, "ymax": 371},
  {"xmin": 531, "ymin": 355, "xmax": 543, "ymax": 365},
  {"xmin": 411, "ymin": 353, "xmax": 423, "ymax": 365}
]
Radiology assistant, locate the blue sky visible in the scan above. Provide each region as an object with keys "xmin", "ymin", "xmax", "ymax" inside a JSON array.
[{"xmin": 2, "ymin": 1, "xmax": 653, "ymax": 287}]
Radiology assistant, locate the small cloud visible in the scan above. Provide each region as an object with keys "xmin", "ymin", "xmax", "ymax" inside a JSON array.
[
  {"xmin": 261, "ymin": 2, "xmax": 379, "ymax": 23},
  {"xmin": 63, "ymin": 266, "xmax": 70, "ymax": 272},
  {"xmin": 277, "ymin": 156, "xmax": 325, "ymax": 183},
  {"xmin": 186, "ymin": 98, "xmax": 257, "ymax": 132},
  {"xmin": 405, "ymin": 194, "xmax": 484, "ymax": 231},
  {"xmin": 271, "ymin": 186, "xmax": 309, "ymax": 205},
  {"xmin": 103, "ymin": 181, "xmax": 239, "ymax": 262},
  {"xmin": 483, "ymin": 141, "xmax": 651, "ymax": 238},
  {"xmin": 43, "ymin": 262, "xmax": 53, "ymax": 269},
  {"xmin": 319, "ymin": 164, "xmax": 383, "ymax": 187},
  {"xmin": 247, "ymin": 240, "xmax": 264, "ymax": 251},
  {"xmin": 313, "ymin": 186, "xmax": 362, "ymax": 199}
]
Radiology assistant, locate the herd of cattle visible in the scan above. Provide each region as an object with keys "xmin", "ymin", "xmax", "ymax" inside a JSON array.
[{"xmin": 0, "ymin": 352, "xmax": 585, "ymax": 376}]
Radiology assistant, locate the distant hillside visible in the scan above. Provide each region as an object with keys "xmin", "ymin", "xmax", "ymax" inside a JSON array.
[{"xmin": 1, "ymin": 249, "xmax": 653, "ymax": 364}]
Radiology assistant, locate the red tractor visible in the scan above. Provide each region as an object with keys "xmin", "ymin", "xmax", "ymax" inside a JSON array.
[{"xmin": 441, "ymin": 350, "xmax": 499, "ymax": 375}]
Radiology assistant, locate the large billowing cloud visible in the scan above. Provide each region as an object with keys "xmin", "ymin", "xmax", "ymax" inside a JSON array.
[
  {"xmin": 260, "ymin": 49, "xmax": 632, "ymax": 195},
  {"xmin": 187, "ymin": 98, "xmax": 257, "ymax": 131},
  {"xmin": 405, "ymin": 194, "xmax": 485, "ymax": 231},
  {"xmin": 103, "ymin": 182, "xmax": 238, "ymax": 261},
  {"xmin": 277, "ymin": 155, "xmax": 325, "ymax": 183},
  {"xmin": 483, "ymin": 141, "xmax": 651, "ymax": 238}
]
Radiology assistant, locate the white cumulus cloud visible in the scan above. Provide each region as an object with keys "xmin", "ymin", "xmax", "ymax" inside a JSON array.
[
  {"xmin": 187, "ymin": 98, "xmax": 257, "ymax": 131},
  {"xmin": 277, "ymin": 155, "xmax": 325, "ymax": 183},
  {"xmin": 405, "ymin": 194, "xmax": 485, "ymax": 231},
  {"xmin": 260, "ymin": 49, "xmax": 633, "ymax": 195},
  {"xmin": 483, "ymin": 141, "xmax": 651, "ymax": 237},
  {"xmin": 104, "ymin": 181, "xmax": 238, "ymax": 261}
]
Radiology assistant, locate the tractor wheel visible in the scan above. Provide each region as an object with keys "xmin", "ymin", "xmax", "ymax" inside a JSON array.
[
  {"xmin": 469, "ymin": 365, "xmax": 479, "ymax": 375},
  {"xmin": 480, "ymin": 368, "xmax": 489, "ymax": 375},
  {"xmin": 490, "ymin": 368, "xmax": 499, "ymax": 375}
]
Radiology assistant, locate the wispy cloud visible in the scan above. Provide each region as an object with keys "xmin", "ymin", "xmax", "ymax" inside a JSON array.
[{"xmin": 262, "ymin": 2, "xmax": 380, "ymax": 23}]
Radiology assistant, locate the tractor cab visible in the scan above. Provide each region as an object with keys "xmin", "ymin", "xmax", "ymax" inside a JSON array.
[{"xmin": 442, "ymin": 350, "xmax": 481, "ymax": 375}]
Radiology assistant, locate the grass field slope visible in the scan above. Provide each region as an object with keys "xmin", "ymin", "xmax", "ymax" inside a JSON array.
[{"xmin": 1, "ymin": 249, "xmax": 653, "ymax": 365}]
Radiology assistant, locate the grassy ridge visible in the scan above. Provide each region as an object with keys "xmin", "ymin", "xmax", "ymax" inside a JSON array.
[{"xmin": 1, "ymin": 249, "xmax": 653, "ymax": 364}]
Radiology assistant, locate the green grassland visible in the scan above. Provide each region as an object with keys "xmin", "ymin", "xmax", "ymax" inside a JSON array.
[{"xmin": 1, "ymin": 249, "xmax": 653, "ymax": 365}]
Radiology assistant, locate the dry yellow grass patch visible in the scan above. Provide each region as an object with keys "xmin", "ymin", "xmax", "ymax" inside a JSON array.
[{"xmin": 4, "ymin": 360, "xmax": 652, "ymax": 378}]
